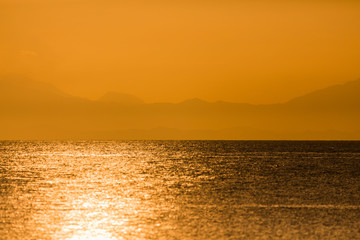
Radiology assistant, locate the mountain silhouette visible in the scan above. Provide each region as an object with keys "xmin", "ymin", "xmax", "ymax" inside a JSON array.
[
  {"xmin": 0, "ymin": 76, "xmax": 90, "ymax": 112},
  {"xmin": 284, "ymin": 79, "xmax": 360, "ymax": 112},
  {"xmin": 0, "ymin": 76, "xmax": 71, "ymax": 103},
  {"xmin": 0, "ymin": 76, "xmax": 359, "ymax": 139}
]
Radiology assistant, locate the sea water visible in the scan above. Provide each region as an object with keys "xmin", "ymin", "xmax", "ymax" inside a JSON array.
[{"xmin": 1, "ymin": 141, "xmax": 360, "ymax": 239}]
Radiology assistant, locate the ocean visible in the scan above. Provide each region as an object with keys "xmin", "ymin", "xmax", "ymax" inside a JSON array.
[{"xmin": 1, "ymin": 141, "xmax": 360, "ymax": 239}]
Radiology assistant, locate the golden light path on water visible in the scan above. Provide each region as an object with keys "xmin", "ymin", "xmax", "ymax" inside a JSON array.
[
  {"xmin": 54, "ymin": 194, "xmax": 129, "ymax": 240},
  {"xmin": 8, "ymin": 145, "xmax": 158, "ymax": 240},
  {"xmin": 43, "ymin": 149, "xmax": 156, "ymax": 240}
]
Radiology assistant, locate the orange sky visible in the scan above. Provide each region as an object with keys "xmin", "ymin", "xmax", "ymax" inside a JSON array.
[{"xmin": 1, "ymin": 0, "xmax": 359, "ymax": 104}]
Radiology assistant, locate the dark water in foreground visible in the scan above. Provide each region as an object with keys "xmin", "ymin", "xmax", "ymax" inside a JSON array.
[{"xmin": 1, "ymin": 141, "xmax": 360, "ymax": 239}]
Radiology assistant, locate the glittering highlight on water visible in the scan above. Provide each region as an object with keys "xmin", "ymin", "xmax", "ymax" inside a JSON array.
[{"xmin": 1, "ymin": 140, "xmax": 360, "ymax": 239}]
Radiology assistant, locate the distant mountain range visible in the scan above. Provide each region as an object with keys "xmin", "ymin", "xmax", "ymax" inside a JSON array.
[{"xmin": 1, "ymin": 76, "xmax": 359, "ymax": 140}]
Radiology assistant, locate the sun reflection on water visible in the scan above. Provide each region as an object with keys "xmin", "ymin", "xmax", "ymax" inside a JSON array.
[
  {"xmin": 53, "ymin": 193, "xmax": 137, "ymax": 240},
  {"xmin": 44, "ymin": 146, "xmax": 152, "ymax": 240}
]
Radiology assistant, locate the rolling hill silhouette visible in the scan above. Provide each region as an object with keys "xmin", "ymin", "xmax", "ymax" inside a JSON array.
[
  {"xmin": 1, "ymin": 76, "xmax": 359, "ymax": 140},
  {"xmin": 284, "ymin": 79, "xmax": 360, "ymax": 112}
]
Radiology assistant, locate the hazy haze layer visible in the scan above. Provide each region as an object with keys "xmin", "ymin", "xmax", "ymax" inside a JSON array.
[{"xmin": 1, "ymin": 77, "xmax": 359, "ymax": 140}]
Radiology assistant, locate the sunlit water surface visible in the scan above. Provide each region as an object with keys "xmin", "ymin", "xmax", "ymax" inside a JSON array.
[{"xmin": 1, "ymin": 141, "xmax": 360, "ymax": 239}]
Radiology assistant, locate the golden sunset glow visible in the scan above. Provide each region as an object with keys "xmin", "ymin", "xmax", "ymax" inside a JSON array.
[
  {"xmin": 1, "ymin": 2, "xmax": 360, "ymax": 239},
  {"xmin": 1, "ymin": 2, "xmax": 360, "ymax": 237},
  {"xmin": 1, "ymin": 0, "xmax": 359, "ymax": 104}
]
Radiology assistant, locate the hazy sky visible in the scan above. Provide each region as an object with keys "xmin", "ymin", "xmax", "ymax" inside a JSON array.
[{"xmin": 1, "ymin": 0, "xmax": 359, "ymax": 104}]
